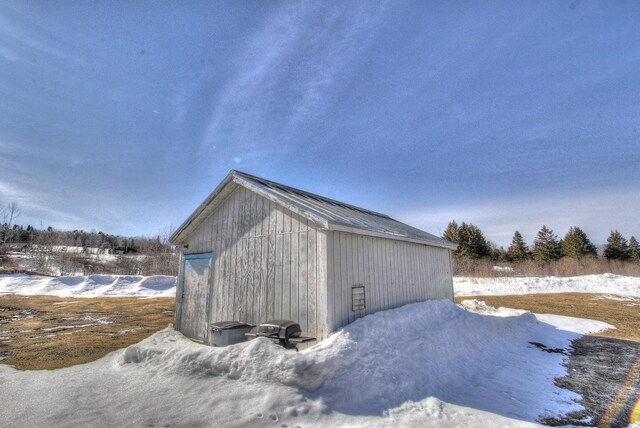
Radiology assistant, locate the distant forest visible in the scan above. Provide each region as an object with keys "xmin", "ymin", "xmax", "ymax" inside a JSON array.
[
  {"xmin": 0, "ymin": 201, "xmax": 177, "ymax": 276},
  {"xmin": 0, "ymin": 221, "xmax": 177, "ymax": 276},
  {"xmin": 1, "ymin": 197, "xmax": 639, "ymax": 277},
  {"xmin": 0, "ymin": 222, "xmax": 177, "ymax": 277},
  {"xmin": 0, "ymin": 223, "xmax": 172, "ymax": 256},
  {"xmin": 443, "ymin": 221, "xmax": 640, "ymax": 277}
]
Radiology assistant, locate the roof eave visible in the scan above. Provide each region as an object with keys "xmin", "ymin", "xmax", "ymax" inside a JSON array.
[
  {"xmin": 170, "ymin": 169, "xmax": 456, "ymax": 252},
  {"xmin": 231, "ymin": 174, "xmax": 330, "ymax": 229},
  {"xmin": 169, "ymin": 172, "xmax": 236, "ymax": 245},
  {"xmin": 325, "ymin": 222, "xmax": 458, "ymax": 250},
  {"xmin": 170, "ymin": 171, "xmax": 331, "ymax": 245}
]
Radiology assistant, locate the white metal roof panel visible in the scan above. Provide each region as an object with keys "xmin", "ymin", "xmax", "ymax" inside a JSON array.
[{"xmin": 170, "ymin": 170, "xmax": 456, "ymax": 250}]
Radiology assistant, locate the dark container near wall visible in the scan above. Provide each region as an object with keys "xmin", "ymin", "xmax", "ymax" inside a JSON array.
[{"xmin": 210, "ymin": 321, "xmax": 255, "ymax": 346}]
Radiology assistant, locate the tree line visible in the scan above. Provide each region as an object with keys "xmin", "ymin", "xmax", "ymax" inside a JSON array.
[
  {"xmin": 1, "ymin": 223, "xmax": 178, "ymax": 276},
  {"xmin": 443, "ymin": 221, "xmax": 640, "ymax": 263},
  {"xmin": 1, "ymin": 225, "xmax": 142, "ymax": 254},
  {"xmin": 1, "ymin": 222, "xmax": 173, "ymax": 256},
  {"xmin": 0, "ymin": 201, "xmax": 178, "ymax": 276}
]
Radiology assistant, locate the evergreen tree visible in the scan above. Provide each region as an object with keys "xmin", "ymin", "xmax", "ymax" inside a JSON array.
[
  {"xmin": 490, "ymin": 244, "xmax": 509, "ymax": 262},
  {"xmin": 629, "ymin": 236, "xmax": 640, "ymax": 262},
  {"xmin": 442, "ymin": 220, "xmax": 459, "ymax": 244},
  {"xmin": 604, "ymin": 230, "xmax": 630, "ymax": 260},
  {"xmin": 456, "ymin": 222, "xmax": 491, "ymax": 259},
  {"xmin": 507, "ymin": 231, "xmax": 529, "ymax": 261},
  {"xmin": 562, "ymin": 226, "xmax": 597, "ymax": 258},
  {"xmin": 532, "ymin": 225, "xmax": 562, "ymax": 262},
  {"xmin": 442, "ymin": 220, "xmax": 490, "ymax": 258}
]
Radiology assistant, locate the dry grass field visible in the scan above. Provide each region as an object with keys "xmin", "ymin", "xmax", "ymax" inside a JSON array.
[
  {"xmin": 0, "ymin": 295, "xmax": 175, "ymax": 370},
  {"xmin": 1, "ymin": 292, "xmax": 638, "ymax": 372},
  {"xmin": 455, "ymin": 293, "xmax": 640, "ymax": 342}
]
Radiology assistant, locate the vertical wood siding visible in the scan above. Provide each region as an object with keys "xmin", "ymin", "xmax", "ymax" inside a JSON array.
[
  {"xmin": 325, "ymin": 231, "xmax": 453, "ymax": 332},
  {"xmin": 181, "ymin": 185, "xmax": 452, "ymax": 343},
  {"xmin": 185, "ymin": 186, "xmax": 328, "ymax": 342}
]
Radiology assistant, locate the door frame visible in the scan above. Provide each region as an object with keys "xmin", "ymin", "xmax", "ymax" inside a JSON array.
[{"xmin": 176, "ymin": 252, "xmax": 213, "ymax": 342}]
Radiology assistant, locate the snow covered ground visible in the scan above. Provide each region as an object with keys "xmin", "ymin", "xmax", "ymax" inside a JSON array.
[
  {"xmin": 454, "ymin": 273, "xmax": 640, "ymax": 297},
  {"xmin": 0, "ymin": 274, "xmax": 176, "ymax": 297},
  {"xmin": 0, "ymin": 300, "xmax": 612, "ymax": 427},
  {"xmin": 3, "ymin": 273, "xmax": 640, "ymax": 299}
]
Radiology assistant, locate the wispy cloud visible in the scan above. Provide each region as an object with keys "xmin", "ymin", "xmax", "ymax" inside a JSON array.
[
  {"xmin": 0, "ymin": 174, "xmax": 88, "ymax": 228},
  {"xmin": 0, "ymin": 4, "xmax": 88, "ymax": 67},
  {"xmin": 0, "ymin": 45, "xmax": 17, "ymax": 62},
  {"xmin": 2, "ymin": 1, "xmax": 638, "ymax": 241},
  {"xmin": 0, "ymin": 134, "xmax": 90, "ymax": 226},
  {"xmin": 196, "ymin": 2, "xmax": 389, "ymax": 164}
]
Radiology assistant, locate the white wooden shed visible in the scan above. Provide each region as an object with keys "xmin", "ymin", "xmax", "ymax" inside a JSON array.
[{"xmin": 170, "ymin": 170, "xmax": 456, "ymax": 345}]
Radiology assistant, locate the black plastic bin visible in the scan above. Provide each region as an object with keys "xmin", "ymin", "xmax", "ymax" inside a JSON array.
[{"xmin": 210, "ymin": 321, "xmax": 255, "ymax": 347}]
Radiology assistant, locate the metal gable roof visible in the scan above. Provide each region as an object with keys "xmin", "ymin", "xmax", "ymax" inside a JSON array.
[{"xmin": 170, "ymin": 170, "xmax": 456, "ymax": 250}]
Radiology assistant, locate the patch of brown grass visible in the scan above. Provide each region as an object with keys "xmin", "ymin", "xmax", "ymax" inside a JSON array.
[
  {"xmin": 3, "ymin": 293, "xmax": 637, "ymax": 371},
  {"xmin": 0, "ymin": 295, "xmax": 175, "ymax": 370},
  {"xmin": 456, "ymin": 293, "xmax": 640, "ymax": 342}
]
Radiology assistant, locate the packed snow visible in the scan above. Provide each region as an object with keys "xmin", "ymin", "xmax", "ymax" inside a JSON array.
[
  {"xmin": 454, "ymin": 273, "xmax": 640, "ymax": 297},
  {"xmin": 0, "ymin": 272, "xmax": 632, "ymax": 425},
  {"xmin": 0, "ymin": 300, "xmax": 612, "ymax": 427},
  {"xmin": 0, "ymin": 274, "xmax": 176, "ymax": 297}
]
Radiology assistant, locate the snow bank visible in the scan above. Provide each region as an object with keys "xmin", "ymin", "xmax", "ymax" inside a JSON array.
[
  {"xmin": 0, "ymin": 274, "xmax": 176, "ymax": 297},
  {"xmin": 0, "ymin": 300, "xmax": 612, "ymax": 427},
  {"xmin": 455, "ymin": 273, "xmax": 640, "ymax": 297},
  {"xmin": 5, "ymin": 272, "xmax": 640, "ymax": 299}
]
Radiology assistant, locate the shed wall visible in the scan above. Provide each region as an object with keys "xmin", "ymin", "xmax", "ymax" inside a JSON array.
[
  {"xmin": 325, "ymin": 231, "xmax": 453, "ymax": 331},
  {"xmin": 183, "ymin": 185, "xmax": 328, "ymax": 342}
]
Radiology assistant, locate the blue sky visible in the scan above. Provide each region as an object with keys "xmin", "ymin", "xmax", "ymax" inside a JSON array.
[{"xmin": 1, "ymin": 1, "xmax": 639, "ymax": 247}]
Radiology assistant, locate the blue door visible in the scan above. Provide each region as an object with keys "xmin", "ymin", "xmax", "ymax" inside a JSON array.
[{"xmin": 177, "ymin": 252, "xmax": 212, "ymax": 342}]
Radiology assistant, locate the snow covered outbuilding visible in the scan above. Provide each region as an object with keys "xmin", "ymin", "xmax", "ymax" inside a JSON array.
[{"xmin": 170, "ymin": 170, "xmax": 456, "ymax": 345}]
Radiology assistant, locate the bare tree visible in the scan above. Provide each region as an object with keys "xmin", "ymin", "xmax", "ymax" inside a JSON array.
[
  {"xmin": 138, "ymin": 226, "xmax": 179, "ymax": 275},
  {"xmin": 2, "ymin": 201, "xmax": 21, "ymax": 244},
  {"xmin": 31, "ymin": 224, "xmax": 57, "ymax": 274},
  {"xmin": 0, "ymin": 203, "xmax": 5, "ymax": 243}
]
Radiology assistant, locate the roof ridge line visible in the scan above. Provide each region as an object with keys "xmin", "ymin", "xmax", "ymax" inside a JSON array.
[{"xmin": 230, "ymin": 170, "xmax": 392, "ymax": 219}]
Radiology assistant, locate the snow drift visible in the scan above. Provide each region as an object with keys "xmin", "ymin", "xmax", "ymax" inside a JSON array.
[
  {"xmin": 0, "ymin": 300, "xmax": 611, "ymax": 427},
  {"xmin": 454, "ymin": 273, "xmax": 640, "ymax": 297},
  {"xmin": 0, "ymin": 274, "xmax": 176, "ymax": 297},
  {"xmin": 3, "ymin": 272, "xmax": 640, "ymax": 299}
]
